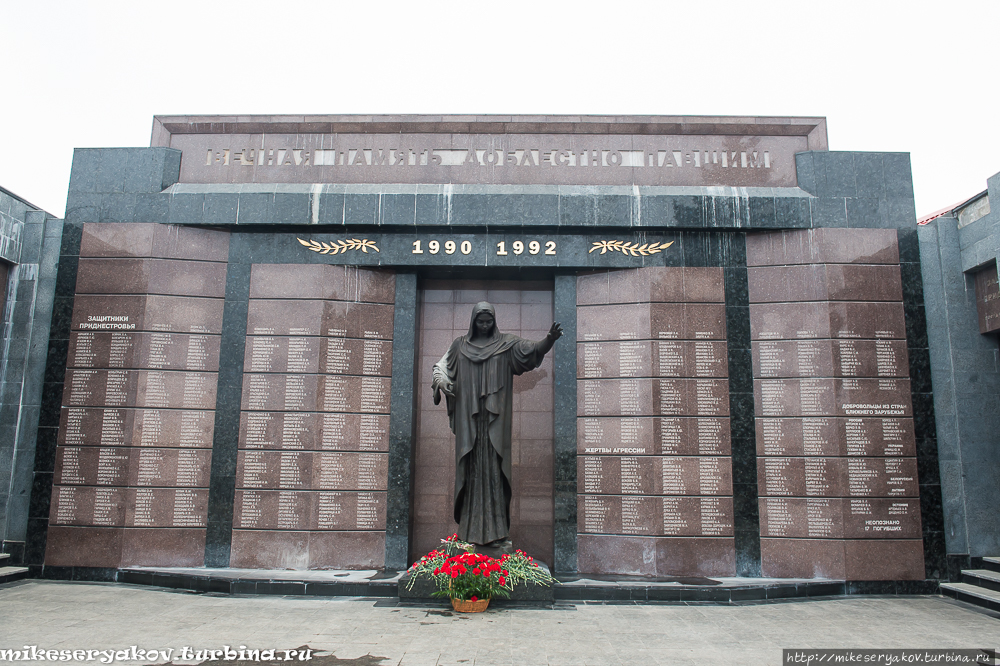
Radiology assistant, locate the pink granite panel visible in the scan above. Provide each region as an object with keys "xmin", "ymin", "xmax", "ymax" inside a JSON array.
[
  {"xmin": 249, "ymin": 264, "xmax": 394, "ymax": 303},
  {"xmin": 843, "ymin": 539, "xmax": 924, "ymax": 580},
  {"xmin": 746, "ymin": 229, "xmax": 899, "ymax": 267},
  {"xmin": 76, "ymin": 259, "xmax": 227, "ymax": 298},
  {"xmin": 577, "ymin": 534, "xmax": 735, "ymax": 576},
  {"xmin": 760, "ymin": 538, "xmax": 846, "ymax": 579},
  {"xmin": 120, "ymin": 528, "xmax": 206, "ymax": 567},
  {"xmin": 49, "ymin": 485, "xmax": 127, "ymax": 526},
  {"xmin": 44, "ymin": 526, "xmax": 124, "ymax": 568},
  {"xmin": 149, "ymin": 224, "xmax": 230, "ymax": 261}
]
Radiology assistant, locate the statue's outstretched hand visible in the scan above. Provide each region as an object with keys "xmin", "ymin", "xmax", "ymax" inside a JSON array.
[
  {"xmin": 547, "ymin": 322, "xmax": 564, "ymax": 341},
  {"xmin": 433, "ymin": 381, "xmax": 454, "ymax": 405}
]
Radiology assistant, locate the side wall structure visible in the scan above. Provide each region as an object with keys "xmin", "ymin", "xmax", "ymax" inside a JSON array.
[
  {"xmin": 919, "ymin": 170, "xmax": 1000, "ymax": 574},
  {"xmin": 0, "ymin": 188, "xmax": 62, "ymax": 565}
]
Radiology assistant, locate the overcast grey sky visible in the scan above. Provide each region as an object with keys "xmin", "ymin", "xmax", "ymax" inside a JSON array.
[{"xmin": 3, "ymin": 1, "xmax": 997, "ymax": 218}]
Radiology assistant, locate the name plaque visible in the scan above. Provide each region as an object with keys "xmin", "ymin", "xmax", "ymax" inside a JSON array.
[
  {"xmin": 234, "ymin": 490, "xmax": 387, "ymax": 531},
  {"xmin": 69, "ymin": 331, "xmax": 220, "ymax": 371}
]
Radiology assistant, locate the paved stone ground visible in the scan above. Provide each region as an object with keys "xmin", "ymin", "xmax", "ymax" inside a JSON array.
[{"xmin": 2, "ymin": 580, "xmax": 997, "ymax": 665}]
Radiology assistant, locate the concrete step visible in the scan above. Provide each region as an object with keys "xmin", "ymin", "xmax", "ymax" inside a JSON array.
[
  {"xmin": 940, "ymin": 582, "xmax": 1000, "ymax": 613},
  {"xmin": 981, "ymin": 557, "xmax": 1000, "ymax": 574},
  {"xmin": 0, "ymin": 566, "xmax": 29, "ymax": 584},
  {"xmin": 962, "ymin": 569, "xmax": 1000, "ymax": 594},
  {"xmin": 0, "ymin": 553, "xmax": 9, "ymax": 562}
]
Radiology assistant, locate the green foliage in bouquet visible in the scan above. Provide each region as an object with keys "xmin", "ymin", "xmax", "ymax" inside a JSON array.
[{"xmin": 405, "ymin": 534, "xmax": 556, "ymax": 601}]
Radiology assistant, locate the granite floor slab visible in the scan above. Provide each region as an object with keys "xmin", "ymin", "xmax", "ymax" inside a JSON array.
[{"xmin": 1, "ymin": 580, "xmax": 997, "ymax": 666}]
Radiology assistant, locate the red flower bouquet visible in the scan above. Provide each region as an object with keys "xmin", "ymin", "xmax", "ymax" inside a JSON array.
[
  {"xmin": 405, "ymin": 534, "xmax": 556, "ymax": 612},
  {"xmin": 432, "ymin": 551, "xmax": 510, "ymax": 604}
]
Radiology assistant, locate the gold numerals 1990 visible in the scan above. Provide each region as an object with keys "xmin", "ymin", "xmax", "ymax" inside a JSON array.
[
  {"xmin": 411, "ymin": 240, "xmax": 557, "ymax": 256},
  {"xmin": 411, "ymin": 240, "xmax": 471, "ymax": 255}
]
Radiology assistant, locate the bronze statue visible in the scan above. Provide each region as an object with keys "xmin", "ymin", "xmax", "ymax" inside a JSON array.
[{"xmin": 431, "ymin": 302, "xmax": 562, "ymax": 546}]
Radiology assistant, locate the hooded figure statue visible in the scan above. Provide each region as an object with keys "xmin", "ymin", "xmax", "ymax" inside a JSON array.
[{"xmin": 431, "ymin": 302, "xmax": 562, "ymax": 546}]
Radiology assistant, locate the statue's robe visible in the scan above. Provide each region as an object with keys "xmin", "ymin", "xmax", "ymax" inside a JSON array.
[{"xmin": 431, "ymin": 303, "xmax": 548, "ymax": 545}]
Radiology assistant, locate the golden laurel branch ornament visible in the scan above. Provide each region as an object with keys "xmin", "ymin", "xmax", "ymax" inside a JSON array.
[
  {"xmin": 297, "ymin": 237, "xmax": 380, "ymax": 254},
  {"xmin": 588, "ymin": 240, "xmax": 674, "ymax": 256}
]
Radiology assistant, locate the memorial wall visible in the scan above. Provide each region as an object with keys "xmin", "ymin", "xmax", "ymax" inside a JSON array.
[
  {"xmin": 576, "ymin": 268, "xmax": 734, "ymax": 576},
  {"xmin": 24, "ymin": 115, "xmax": 943, "ymax": 581},
  {"xmin": 232, "ymin": 265, "xmax": 394, "ymax": 568},
  {"xmin": 47, "ymin": 223, "xmax": 228, "ymax": 567},
  {"xmin": 747, "ymin": 229, "xmax": 923, "ymax": 580}
]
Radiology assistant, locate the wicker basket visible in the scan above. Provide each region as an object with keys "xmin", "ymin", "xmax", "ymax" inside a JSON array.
[{"xmin": 450, "ymin": 597, "xmax": 490, "ymax": 613}]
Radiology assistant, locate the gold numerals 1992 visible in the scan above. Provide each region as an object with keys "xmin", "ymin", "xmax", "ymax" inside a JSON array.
[
  {"xmin": 496, "ymin": 240, "xmax": 556, "ymax": 255},
  {"xmin": 411, "ymin": 239, "xmax": 557, "ymax": 256}
]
